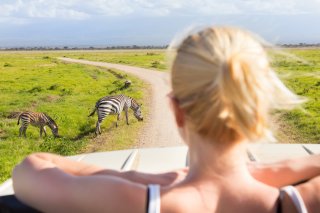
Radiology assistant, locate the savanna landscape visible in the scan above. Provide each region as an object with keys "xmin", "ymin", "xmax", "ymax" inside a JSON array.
[{"xmin": 0, "ymin": 48, "xmax": 319, "ymax": 183}]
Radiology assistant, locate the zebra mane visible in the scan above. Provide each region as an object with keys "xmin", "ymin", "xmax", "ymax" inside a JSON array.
[
  {"xmin": 129, "ymin": 97, "xmax": 140, "ymax": 109},
  {"xmin": 44, "ymin": 113, "xmax": 57, "ymax": 128}
]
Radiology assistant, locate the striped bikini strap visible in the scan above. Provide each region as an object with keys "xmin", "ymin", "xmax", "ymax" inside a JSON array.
[
  {"xmin": 146, "ymin": 184, "xmax": 161, "ymax": 213},
  {"xmin": 279, "ymin": 185, "xmax": 308, "ymax": 213}
]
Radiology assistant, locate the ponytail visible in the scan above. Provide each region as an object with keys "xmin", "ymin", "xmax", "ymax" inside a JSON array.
[{"xmin": 170, "ymin": 26, "xmax": 303, "ymax": 143}]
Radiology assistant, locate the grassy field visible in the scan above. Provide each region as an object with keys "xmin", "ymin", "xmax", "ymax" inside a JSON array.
[
  {"xmin": 269, "ymin": 48, "xmax": 320, "ymax": 144},
  {"xmin": 0, "ymin": 52, "xmax": 148, "ymax": 183},
  {"xmin": 50, "ymin": 50, "xmax": 167, "ymax": 70},
  {"xmin": 55, "ymin": 48, "xmax": 320, "ymax": 144},
  {"xmin": 0, "ymin": 48, "xmax": 319, "ymax": 183}
]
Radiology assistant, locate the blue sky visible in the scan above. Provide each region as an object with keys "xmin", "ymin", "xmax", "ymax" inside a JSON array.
[{"xmin": 0, "ymin": 0, "xmax": 320, "ymax": 47}]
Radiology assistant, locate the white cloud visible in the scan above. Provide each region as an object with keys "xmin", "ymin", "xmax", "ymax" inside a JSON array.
[
  {"xmin": 169, "ymin": 0, "xmax": 320, "ymax": 15},
  {"xmin": 0, "ymin": 0, "xmax": 320, "ymax": 23},
  {"xmin": 0, "ymin": 0, "xmax": 91, "ymax": 20},
  {"xmin": 82, "ymin": 0, "xmax": 134, "ymax": 16},
  {"xmin": 237, "ymin": 0, "xmax": 302, "ymax": 15},
  {"xmin": 26, "ymin": 7, "xmax": 90, "ymax": 20},
  {"xmin": 0, "ymin": 1, "xmax": 21, "ymax": 16},
  {"xmin": 0, "ymin": 17, "xmax": 29, "ymax": 25}
]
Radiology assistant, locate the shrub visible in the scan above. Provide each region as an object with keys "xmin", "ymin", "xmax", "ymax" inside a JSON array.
[{"xmin": 4, "ymin": 63, "xmax": 12, "ymax": 67}]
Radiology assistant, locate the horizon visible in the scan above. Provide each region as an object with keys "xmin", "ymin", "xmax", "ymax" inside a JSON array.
[
  {"xmin": 2, "ymin": 42, "xmax": 320, "ymax": 50},
  {"xmin": 1, "ymin": 0, "xmax": 320, "ymax": 48}
]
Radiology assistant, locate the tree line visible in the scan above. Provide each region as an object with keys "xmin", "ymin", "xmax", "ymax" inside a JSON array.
[{"xmin": 0, "ymin": 45, "xmax": 168, "ymax": 51}]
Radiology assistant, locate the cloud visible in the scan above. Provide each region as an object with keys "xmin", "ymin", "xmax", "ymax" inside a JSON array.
[
  {"xmin": 0, "ymin": 0, "xmax": 320, "ymax": 23},
  {"xmin": 157, "ymin": 0, "xmax": 320, "ymax": 15},
  {"xmin": 0, "ymin": 0, "xmax": 91, "ymax": 20},
  {"xmin": 26, "ymin": 7, "xmax": 90, "ymax": 20},
  {"xmin": 0, "ymin": 1, "xmax": 21, "ymax": 17},
  {"xmin": 0, "ymin": 17, "xmax": 29, "ymax": 25},
  {"xmin": 237, "ymin": 0, "xmax": 303, "ymax": 15}
]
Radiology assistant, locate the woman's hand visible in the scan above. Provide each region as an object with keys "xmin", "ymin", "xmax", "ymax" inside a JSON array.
[{"xmin": 247, "ymin": 154, "xmax": 320, "ymax": 187}]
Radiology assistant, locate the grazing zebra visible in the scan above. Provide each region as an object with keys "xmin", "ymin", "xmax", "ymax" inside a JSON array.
[
  {"xmin": 89, "ymin": 94, "xmax": 143, "ymax": 135},
  {"xmin": 17, "ymin": 112, "xmax": 59, "ymax": 138}
]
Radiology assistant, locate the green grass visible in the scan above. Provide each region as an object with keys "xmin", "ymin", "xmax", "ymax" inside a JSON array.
[
  {"xmin": 0, "ymin": 52, "xmax": 148, "ymax": 183},
  {"xmin": 58, "ymin": 48, "xmax": 320, "ymax": 144},
  {"xmin": 269, "ymin": 48, "xmax": 320, "ymax": 143},
  {"xmin": 0, "ymin": 48, "xmax": 319, "ymax": 183},
  {"xmin": 52, "ymin": 50, "xmax": 167, "ymax": 70}
]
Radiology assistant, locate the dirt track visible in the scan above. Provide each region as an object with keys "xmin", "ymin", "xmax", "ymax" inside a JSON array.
[{"xmin": 58, "ymin": 57, "xmax": 183, "ymax": 148}]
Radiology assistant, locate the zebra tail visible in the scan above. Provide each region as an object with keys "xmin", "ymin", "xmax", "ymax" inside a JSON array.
[{"xmin": 88, "ymin": 108, "xmax": 96, "ymax": 117}]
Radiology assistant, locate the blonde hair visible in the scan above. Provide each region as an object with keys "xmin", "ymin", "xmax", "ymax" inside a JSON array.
[{"xmin": 169, "ymin": 26, "xmax": 303, "ymax": 142}]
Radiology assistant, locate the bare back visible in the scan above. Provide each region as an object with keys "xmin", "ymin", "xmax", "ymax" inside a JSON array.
[{"xmin": 160, "ymin": 178, "xmax": 280, "ymax": 213}]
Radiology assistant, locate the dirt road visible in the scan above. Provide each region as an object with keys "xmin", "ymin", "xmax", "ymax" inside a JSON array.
[{"xmin": 58, "ymin": 57, "xmax": 184, "ymax": 148}]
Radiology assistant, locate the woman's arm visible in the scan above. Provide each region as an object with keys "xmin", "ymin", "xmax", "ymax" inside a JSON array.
[
  {"xmin": 248, "ymin": 154, "xmax": 320, "ymax": 212},
  {"xmin": 97, "ymin": 168, "xmax": 188, "ymax": 186},
  {"xmin": 248, "ymin": 154, "xmax": 320, "ymax": 187},
  {"xmin": 12, "ymin": 154, "xmax": 147, "ymax": 213},
  {"xmin": 295, "ymin": 175, "xmax": 320, "ymax": 213},
  {"xmin": 15, "ymin": 152, "xmax": 187, "ymax": 186},
  {"xmin": 12, "ymin": 152, "xmax": 188, "ymax": 212}
]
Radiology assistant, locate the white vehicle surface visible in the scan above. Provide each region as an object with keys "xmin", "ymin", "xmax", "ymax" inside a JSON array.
[{"xmin": 1, "ymin": 144, "xmax": 319, "ymax": 197}]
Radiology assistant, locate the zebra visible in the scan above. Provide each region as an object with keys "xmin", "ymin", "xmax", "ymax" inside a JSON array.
[
  {"xmin": 17, "ymin": 112, "xmax": 59, "ymax": 138},
  {"xmin": 88, "ymin": 94, "xmax": 143, "ymax": 135}
]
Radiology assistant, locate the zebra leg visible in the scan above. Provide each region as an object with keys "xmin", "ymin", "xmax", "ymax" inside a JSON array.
[
  {"xmin": 116, "ymin": 114, "xmax": 120, "ymax": 127},
  {"xmin": 43, "ymin": 126, "xmax": 47, "ymax": 137},
  {"xmin": 19, "ymin": 126, "xmax": 24, "ymax": 137},
  {"xmin": 23, "ymin": 127, "xmax": 27, "ymax": 138},
  {"xmin": 95, "ymin": 121, "xmax": 102, "ymax": 135},
  {"xmin": 95, "ymin": 121, "xmax": 99, "ymax": 135},
  {"xmin": 40, "ymin": 127, "xmax": 43, "ymax": 138},
  {"xmin": 39, "ymin": 126, "xmax": 47, "ymax": 137},
  {"xmin": 98, "ymin": 122, "xmax": 102, "ymax": 134},
  {"xmin": 125, "ymin": 109, "xmax": 129, "ymax": 125}
]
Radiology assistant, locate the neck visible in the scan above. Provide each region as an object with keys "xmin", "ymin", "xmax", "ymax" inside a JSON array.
[
  {"xmin": 185, "ymin": 131, "xmax": 251, "ymax": 182},
  {"xmin": 47, "ymin": 123, "xmax": 54, "ymax": 130},
  {"xmin": 129, "ymin": 98, "xmax": 135, "ymax": 108},
  {"xmin": 47, "ymin": 124, "xmax": 57, "ymax": 135}
]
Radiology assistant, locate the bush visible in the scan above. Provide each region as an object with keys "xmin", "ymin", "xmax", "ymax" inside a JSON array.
[
  {"xmin": 28, "ymin": 86, "xmax": 43, "ymax": 93},
  {"xmin": 151, "ymin": 61, "xmax": 160, "ymax": 68},
  {"xmin": 48, "ymin": 84, "xmax": 60, "ymax": 90},
  {"xmin": 4, "ymin": 63, "xmax": 12, "ymax": 67}
]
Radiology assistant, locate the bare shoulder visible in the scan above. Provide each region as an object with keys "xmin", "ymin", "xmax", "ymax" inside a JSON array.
[
  {"xmin": 159, "ymin": 182, "xmax": 281, "ymax": 213},
  {"xmin": 296, "ymin": 176, "xmax": 320, "ymax": 213}
]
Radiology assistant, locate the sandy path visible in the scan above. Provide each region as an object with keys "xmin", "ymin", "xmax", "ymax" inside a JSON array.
[{"xmin": 58, "ymin": 57, "xmax": 183, "ymax": 148}]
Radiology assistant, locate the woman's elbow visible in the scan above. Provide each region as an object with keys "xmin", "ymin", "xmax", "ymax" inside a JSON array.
[{"xmin": 12, "ymin": 153, "xmax": 52, "ymax": 192}]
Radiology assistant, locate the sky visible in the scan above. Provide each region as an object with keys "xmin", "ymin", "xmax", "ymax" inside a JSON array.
[{"xmin": 0, "ymin": 0, "xmax": 320, "ymax": 47}]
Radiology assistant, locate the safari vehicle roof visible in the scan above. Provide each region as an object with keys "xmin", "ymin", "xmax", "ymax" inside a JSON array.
[{"xmin": 1, "ymin": 144, "xmax": 320, "ymax": 196}]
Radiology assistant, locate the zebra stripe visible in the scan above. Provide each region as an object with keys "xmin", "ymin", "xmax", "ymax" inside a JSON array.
[
  {"xmin": 89, "ymin": 94, "xmax": 143, "ymax": 135},
  {"xmin": 17, "ymin": 112, "xmax": 59, "ymax": 138}
]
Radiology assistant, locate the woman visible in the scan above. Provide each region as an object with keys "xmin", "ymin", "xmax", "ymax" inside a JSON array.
[{"xmin": 13, "ymin": 26, "xmax": 320, "ymax": 213}]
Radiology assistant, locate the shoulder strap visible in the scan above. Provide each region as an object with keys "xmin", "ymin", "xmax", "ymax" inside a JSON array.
[
  {"xmin": 280, "ymin": 185, "xmax": 308, "ymax": 213},
  {"xmin": 276, "ymin": 195, "xmax": 282, "ymax": 213},
  {"xmin": 147, "ymin": 184, "xmax": 161, "ymax": 213}
]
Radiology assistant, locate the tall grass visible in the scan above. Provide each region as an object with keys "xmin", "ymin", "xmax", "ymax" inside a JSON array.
[
  {"xmin": 58, "ymin": 48, "xmax": 320, "ymax": 144},
  {"xmin": 269, "ymin": 49, "xmax": 320, "ymax": 143},
  {"xmin": 0, "ymin": 52, "xmax": 148, "ymax": 183},
  {"xmin": 1, "ymin": 48, "xmax": 319, "ymax": 183},
  {"xmin": 50, "ymin": 50, "xmax": 167, "ymax": 70}
]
